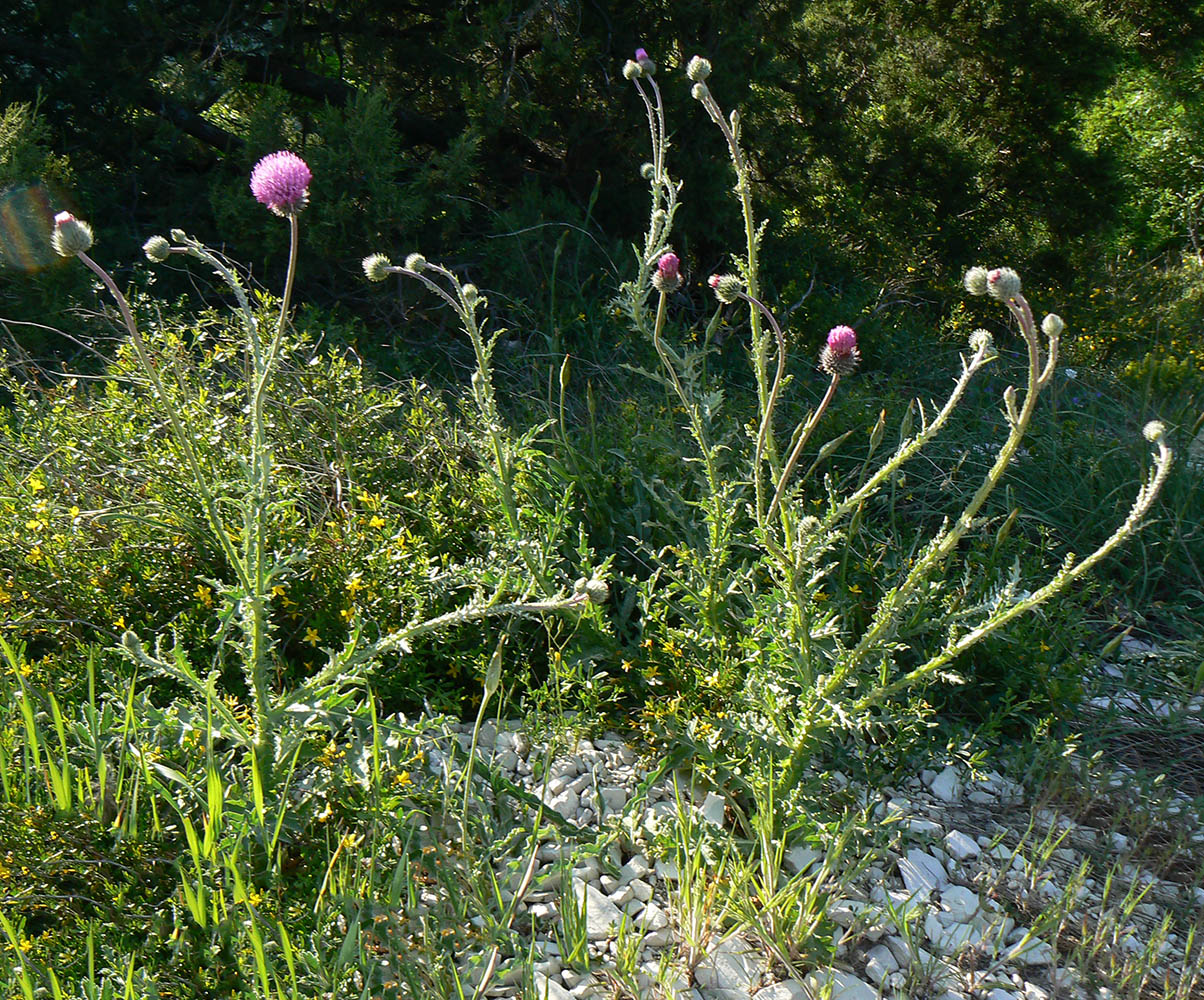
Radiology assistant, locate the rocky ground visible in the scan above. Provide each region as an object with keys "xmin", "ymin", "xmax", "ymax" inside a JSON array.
[{"xmin": 379, "ymin": 642, "xmax": 1204, "ymax": 1000}]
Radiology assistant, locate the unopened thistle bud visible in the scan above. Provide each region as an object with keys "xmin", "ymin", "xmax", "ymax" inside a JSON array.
[
  {"xmin": 362, "ymin": 253, "xmax": 392, "ymax": 282},
  {"xmin": 170, "ymin": 229, "xmax": 187, "ymax": 243},
  {"xmin": 686, "ymin": 55, "xmax": 712, "ymax": 82},
  {"xmin": 640, "ymin": 162, "xmax": 656, "ymax": 180},
  {"xmin": 1041, "ymin": 313, "xmax": 1064, "ymax": 338},
  {"xmin": 708, "ymin": 273, "xmax": 743, "ymax": 304},
  {"xmin": 969, "ymin": 328, "xmax": 996, "ymax": 358},
  {"xmin": 964, "ymin": 266, "xmax": 990, "ymax": 296},
  {"xmin": 51, "ymin": 212, "xmax": 93, "ymax": 256},
  {"xmin": 691, "ymin": 82, "xmax": 710, "ymax": 101},
  {"xmin": 819, "ymin": 324, "xmax": 860, "ymax": 377},
  {"xmin": 142, "ymin": 235, "xmax": 171, "ymax": 263},
  {"xmin": 575, "ymin": 577, "xmax": 609, "ymax": 605},
  {"xmin": 651, "ymin": 252, "xmax": 682, "ymax": 293},
  {"xmin": 1143, "ymin": 420, "xmax": 1166, "ymax": 443},
  {"xmin": 986, "ymin": 267, "xmax": 1022, "ymax": 301},
  {"xmin": 461, "ymin": 283, "xmax": 480, "ymax": 307},
  {"xmin": 635, "ymin": 48, "xmax": 656, "ymax": 75},
  {"xmin": 404, "ymin": 253, "xmax": 426, "ymax": 273},
  {"xmin": 623, "ymin": 59, "xmax": 642, "ymax": 80}
]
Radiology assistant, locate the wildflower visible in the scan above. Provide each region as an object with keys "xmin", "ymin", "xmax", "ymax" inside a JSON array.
[
  {"xmin": 362, "ymin": 253, "xmax": 392, "ymax": 282},
  {"xmin": 304, "ymin": 627, "xmax": 320, "ymax": 646},
  {"xmin": 1063, "ymin": 367, "xmax": 1077, "ymax": 380},
  {"xmin": 623, "ymin": 59, "xmax": 642, "ymax": 80},
  {"xmin": 1143, "ymin": 420, "xmax": 1166, "ymax": 443},
  {"xmin": 652, "ymin": 252, "xmax": 681, "ymax": 293},
  {"xmin": 28, "ymin": 476, "xmax": 44, "ymax": 493},
  {"xmin": 635, "ymin": 47, "xmax": 656, "ymax": 74},
  {"xmin": 195, "ymin": 584, "xmax": 213, "ymax": 607},
  {"xmin": 963, "ymin": 266, "xmax": 989, "ymax": 296},
  {"xmin": 143, "ymin": 235, "xmax": 171, "ymax": 262},
  {"xmin": 249, "ymin": 151, "xmax": 312, "ymax": 216},
  {"xmin": 969, "ymin": 328, "xmax": 996, "ymax": 359},
  {"xmin": 1041, "ymin": 313, "xmax": 1064, "ymax": 338},
  {"xmin": 986, "ymin": 267, "xmax": 1022, "ymax": 302},
  {"xmin": 686, "ymin": 55, "xmax": 712, "ymax": 82},
  {"xmin": 51, "ymin": 212, "xmax": 93, "ymax": 256},
  {"xmin": 708, "ymin": 273, "xmax": 742, "ymax": 304},
  {"xmin": 819, "ymin": 324, "xmax": 860, "ymax": 377}
]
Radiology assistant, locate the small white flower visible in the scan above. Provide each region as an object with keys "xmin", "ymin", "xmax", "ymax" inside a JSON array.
[{"xmin": 1063, "ymin": 368, "xmax": 1077, "ymax": 380}]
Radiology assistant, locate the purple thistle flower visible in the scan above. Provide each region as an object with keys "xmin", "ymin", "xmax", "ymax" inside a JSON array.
[
  {"xmin": 635, "ymin": 47, "xmax": 649, "ymax": 62},
  {"xmin": 819, "ymin": 324, "xmax": 860, "ymax": 377},
  {"xmin": 652, "ymin": 251, "xmax": 681, "ymax": 293},
  {"xmin": 635, "ymin": 47, "xmax": 656, "ymax": 74},
  {"xmin": 250, "ymin": 151, "xmax": 312, "ymax": 217}
]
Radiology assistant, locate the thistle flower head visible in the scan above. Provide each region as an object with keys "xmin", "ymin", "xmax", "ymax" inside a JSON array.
[
  {"xmin": 51, "ymin": 212, "xmax": 93, "ymax": 256},
  {"xmin": 1041, "ymin": 313, "xmax": 1064, "ymax": 338},
  {"xmin": 404, "ymin": 252, "xmax": 427, "ymax": 273},
  {"xmin": 635, "ymin": 48, "xmax": 656, "ymax": 74},
  {"xmin": 461, "ymin": 283, "xmax": 480, "ymax": 308},
  {"xmin": 651, "ymin": 252, "xmax": 681, "ymax": 293},
  {"xmin": 969, "ymin": 328, "xmax": 996, "ymax": 358},
  {"xmin": 142, "ymin": 235, "xmax": 171, "ymax": 263},
  {"xmin": 623, "ymin": 59, "xmax": 642, "ymax": 80},
  {"xmin": 640, "ymin": 162, "xmax": 656, "ymax": 180},
  {"xmin": 686, "ymin": 55, "xmax": 712, "ymax": 82},
  {"xmin": 575, "ymin": 577, "xmax": 609, "ymax": 605},
  {"xmin": 1143, "ymin": 420, "xmax": 1166, "ymax": 443},
  {"xmin": 963, "ymin": 266, "xmax": 990, "ymax": 296},
  {"xmin": 986, "ymin": 266, "xmax": 1022, "ymax": 301},
  {"xmin": 249, "ymin": 151, "xmax": 312, "ymax": 216},
  {"xmin": 691, "ymin": 82, "xmax": 710, "ymax": 101},
  {"xmin": 819, "ymin": 324, "xmax": 860, "ymax": 377},
  {"xmin": 708, "ymin": 273, "xmax": 743, "ymax": 304},
  {"xmin": 362, "ymin": 253, "xmax": 392, "ymax": 282}
]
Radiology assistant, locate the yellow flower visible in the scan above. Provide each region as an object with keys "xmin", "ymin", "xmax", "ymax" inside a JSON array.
[
  {"xmin": 368, "ymin": 515, "xmax": 386, "ymax": 529},
  {"xmin": 112, "ymin": 615, "xmax": 125, "ymax": 630},
  {"xmin": 195, "ymin": 584, "xmax": 213, "ymax": 607},
  {"xmin": 271, "ymin": 585, "xmax": 286, "ymax": 597},
  {"xmin": 345, "ymin": 575, "xmax": 365, "ymax": 596},
  {"xmin": 28, "ymin": 477, "xmax": 44, "ymax": 493},
  {"xmin": 121, "ymin": 581, "xmax": 135, "ymax": 597},
  {"xmin": 304, "ymin": 627, "xmax": 320, "ymax": 646},
  {"xmin": 394, "ymin": 770, "xmax": 412, "ymax": 787},
  {"xmin": 69, "ymin": 505, "xmax": 80, "ymax": 519}
]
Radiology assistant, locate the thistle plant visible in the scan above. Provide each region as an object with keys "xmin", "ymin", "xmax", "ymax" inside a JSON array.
[
  {"xmin": 49, "ymin": 153, "xmax": 597, "ymax": 795},
  {"xmin": 622, "ymin": 54, "xmax": 1173, "ymax": 795}
]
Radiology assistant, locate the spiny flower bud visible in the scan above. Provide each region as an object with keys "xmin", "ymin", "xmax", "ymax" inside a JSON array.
[
  {"xmin": 964, "ymin": 266, "xmax": 989, "ymax": 296},
  {"xmin": 708, "ymin": 273, "xmax": 743, "ymax": 304},
  {"xmin": 1143, "ymin": 420, "xmax": 1166, "ymax": 443},
  {"xmin": 640, "ymin": 162, "xmax": 656, "ymax": 180},
  {"xmin": 461, "ymin": 283, "xmax": 480, "ymax": 307},
  {"xmin": 249, "ymin": 150, "xmax": 312, "ymax": 217},
  {"xmin": 986, "ymin": 267, "xmax": 1022, "ymax": 301},
  {"xmin": 819, "ymin": 324, "xmax": 860, "ymax": 377},
  {"xmin": 969, "ymin": 328, "xmax": 996, "ymax": 357},
  {"xmin": 686, "ymin": 55, "xmax": 712, "ymax": 82},
  {"xmin": 691, "ymin": 82, "xmax": 710, "ymax": 101},
  {"xmin": 623, "ymin": 59, "xmax": 642, "ymax": 80},
  {"xmin": 574, "ymin": 577, "xmax": 609, "ymax": 605},
  {"xmin": 51, "ymin": 212, "xmax": 93, "ymax": 256},
  {"xmin": 404, "ymin": 253, "xmax": 427, "ymax": 273},
  {"xmin": 170, "ymin": 229, "xmax": 187, "ymax": 243},
  {"xmin": 651, "ymin": 252, "xmax": 682, "ymax": 293},
  {"xmin": 635, "ymin": 47, "xmax": 656, "ymax": 75},
  {"xmin": 362, "ymin": 253, "xmax": 392, "ymax": 282},
  {"xmin": 1041, "ymin": 313, "xmax": 1064, "ymax": 338},
  {"xmin": 142, "ymin": 235, "xmax": 171, "ymax": 263}
]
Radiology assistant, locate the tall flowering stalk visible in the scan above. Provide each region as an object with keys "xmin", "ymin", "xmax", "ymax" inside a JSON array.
[{"xmin": 53, "ymin": 155, "xmax": 596, "ymax": 796}]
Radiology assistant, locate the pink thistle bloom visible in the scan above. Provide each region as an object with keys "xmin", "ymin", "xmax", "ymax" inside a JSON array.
[
  {"xmin": 250, "ymin": 151, "xmax": 312, "ymax": 216},
  {"xmin": 708, "ymin": 274, "xmax": 721, "ymax": 288},
  {"xmin": 652, "ymin": 251, "xmax": 681, "ymax": 292},
  {"xmin": 826, "ymin": 325, "xmax": 857, "ymax": 355},
  {"xmin": 635, "ymin": 48, "xmax": 649, "ymax": 62},
  {"xmin": 819, "ymin": 324, "xmax": 860, "ymax": 377}
]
